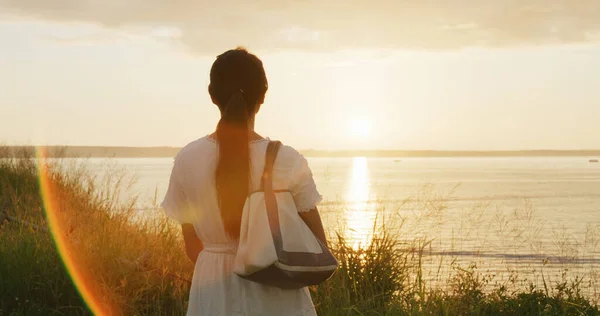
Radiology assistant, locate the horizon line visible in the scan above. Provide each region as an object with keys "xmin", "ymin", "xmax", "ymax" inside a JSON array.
[
  {"xmin": 4, "ymin": 145, "xmax": 600, "ymax": 151},
  {"xmin": 3, "ymin": 145, "xmax": 600, "ymax": 158}
]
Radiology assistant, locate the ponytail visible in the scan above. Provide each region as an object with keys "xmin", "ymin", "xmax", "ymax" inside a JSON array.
[
  {"xmin": 215, "ymin": 90, "xmax": 251, "ymax": 239},
  {"xmin": 209, "ymin": 47, "xmax": 268, "ymax": 240}
]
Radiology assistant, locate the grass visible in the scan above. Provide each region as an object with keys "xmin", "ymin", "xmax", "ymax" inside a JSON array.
[
  {"xmin": 0, "ymin": 148, "xmax": 599, "ymax": 315},
  {"xmin": 0, "ymin": 149, "xmax": 190, "ymax": 315}
]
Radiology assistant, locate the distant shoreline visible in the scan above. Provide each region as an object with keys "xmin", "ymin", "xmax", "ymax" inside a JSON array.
[{"xmin": 3, "ymin": 146, "xmax": 600, "ymax": 158}]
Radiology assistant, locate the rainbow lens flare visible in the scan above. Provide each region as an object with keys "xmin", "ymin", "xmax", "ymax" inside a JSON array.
[{"xmin": 36, "ymin": 147, "xmax": 113, "ymax": 315}]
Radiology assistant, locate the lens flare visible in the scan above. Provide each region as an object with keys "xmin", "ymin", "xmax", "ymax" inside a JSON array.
[{"xmin": 36, "ymin": 147, "xmax": 113, "ymax": 315}]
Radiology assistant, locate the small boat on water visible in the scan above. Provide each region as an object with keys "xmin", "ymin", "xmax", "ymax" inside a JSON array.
[{"xmin": 590, "ymin": 159, "xmax": 599, "ymax": 163}]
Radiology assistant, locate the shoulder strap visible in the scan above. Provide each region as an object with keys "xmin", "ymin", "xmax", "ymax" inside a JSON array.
[{"xmin": 261, "ymin": 141, "xmax": 282, "ymax": 192}]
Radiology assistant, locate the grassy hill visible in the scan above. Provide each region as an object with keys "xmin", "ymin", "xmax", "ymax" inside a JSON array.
[{"xmin": 1, "ymin": 148, "xmax": 598, "ymax": 315}]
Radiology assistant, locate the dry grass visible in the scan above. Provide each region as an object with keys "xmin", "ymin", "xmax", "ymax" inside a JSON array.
[
  {"xmin": 0, "ymin": 149, "xmax": 191, "ymax": 315},
  {"xmin": 0, "ymin": 147, "xmax": 599, "ymax": 315}
]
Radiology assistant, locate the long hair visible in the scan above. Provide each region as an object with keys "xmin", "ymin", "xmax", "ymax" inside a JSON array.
[{"xmin": 209, "ymin": 48, "xmax": 268, "ymax": 239}]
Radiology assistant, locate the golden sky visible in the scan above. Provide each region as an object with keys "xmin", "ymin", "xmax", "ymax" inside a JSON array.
[{"xmin": 1, "ymin": 1, "xmax": 600, "ymax": 150}]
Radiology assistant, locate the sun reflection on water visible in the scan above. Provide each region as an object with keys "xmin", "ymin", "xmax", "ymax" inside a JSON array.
[{"xmin": 344, "ymin": 157, "xmax": 375, "ymax": 248}]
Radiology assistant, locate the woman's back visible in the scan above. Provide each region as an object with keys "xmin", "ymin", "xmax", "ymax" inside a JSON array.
[
  {"xmin": 162, "ymin": 135, "xmax": 321, "ymax": 315},
  {"xmin": 163, "ymin": 135, "xmax": 321, "ymax": 246}
]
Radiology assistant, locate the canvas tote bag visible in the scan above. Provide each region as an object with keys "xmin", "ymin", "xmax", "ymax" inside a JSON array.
[{"xmin": 234, "ymin": 141, "xmax": 338, "ymax": 289}]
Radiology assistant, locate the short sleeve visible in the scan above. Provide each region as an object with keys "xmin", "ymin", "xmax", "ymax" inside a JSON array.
[
  {"xmin": 161, "ymin": 157, "xmax": 192, "ymax": 224},
  {"xmin": 289, "ymin": 155, "xmax": 322, "ymax": 213}
]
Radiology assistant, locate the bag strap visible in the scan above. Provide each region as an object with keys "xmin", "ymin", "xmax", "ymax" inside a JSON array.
[
  {"xmin": 261, "ymin": 141, "xmax": 282, "ymax": 192},
  {"xmin": 261, "ymin": 141, "xmax": 284, "ymax": 259},
  {"xmin": 260, "ymin": 141, "xmax": 336, "ymax": 265}
]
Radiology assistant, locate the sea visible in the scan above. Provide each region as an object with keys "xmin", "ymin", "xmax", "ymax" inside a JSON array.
[{"xmin": 82, "ymin": 156, "xmax": 600, "ymax": 296}]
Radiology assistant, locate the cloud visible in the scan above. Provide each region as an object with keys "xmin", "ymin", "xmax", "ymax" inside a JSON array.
[
  {"xmin": 1, "ymin": 0, "xmax": 600, "ymax": 54},
  {"xmin": 43, "ymin": 31, "xmax": 129, "ymax": 45}
]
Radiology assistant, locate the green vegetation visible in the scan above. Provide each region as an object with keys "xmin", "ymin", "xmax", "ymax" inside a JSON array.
[
  {"xmin": 312, "ymin": 230, "xmax": 598, "ymax": 315},
  {"xmin": 0, "ymin": 150, "xmax": 189, "ymax": 315},
  {"xmin": 1, "ymin": 149, "xmax": 598, "ymax": 315}
]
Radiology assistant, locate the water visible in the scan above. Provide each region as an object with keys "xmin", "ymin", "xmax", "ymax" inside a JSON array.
[{"xmin": 83, "ymin": 156, "xmax": 600, "ymax": 294}]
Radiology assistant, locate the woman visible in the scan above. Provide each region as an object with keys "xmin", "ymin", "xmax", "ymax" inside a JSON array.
[{"xmin": 161, "ymin": 47, "xmax": 328, "ymax": 315}]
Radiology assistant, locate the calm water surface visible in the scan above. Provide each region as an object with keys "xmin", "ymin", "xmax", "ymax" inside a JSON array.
[{"xmin": 83, "ymin": 156, "xmax": 600, "ymax": 292}]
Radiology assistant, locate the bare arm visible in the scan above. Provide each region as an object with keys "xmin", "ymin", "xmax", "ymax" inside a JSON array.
[
  {"xmin": 299, "ymin": 207, "xmax": 328, "ymax": 247},
  {"xmin": 181, "ymin": 224, "xmax": 203, "ymax": 264}
]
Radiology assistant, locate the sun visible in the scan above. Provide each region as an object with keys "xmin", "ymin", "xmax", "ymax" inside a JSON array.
[{"xmin": 347, "ymin": 119, "xmax": 372, "ymax": 138}]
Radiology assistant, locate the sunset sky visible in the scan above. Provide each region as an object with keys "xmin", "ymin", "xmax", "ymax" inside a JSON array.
[{"xmin": 1, "ymin": 1, "xmax": 600, "ymax": 150}]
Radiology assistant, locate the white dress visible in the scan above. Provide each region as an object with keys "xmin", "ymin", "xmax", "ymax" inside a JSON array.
[{"xmin": 161, "ymin": 136, "xmax": 322, "ymax": 316}]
